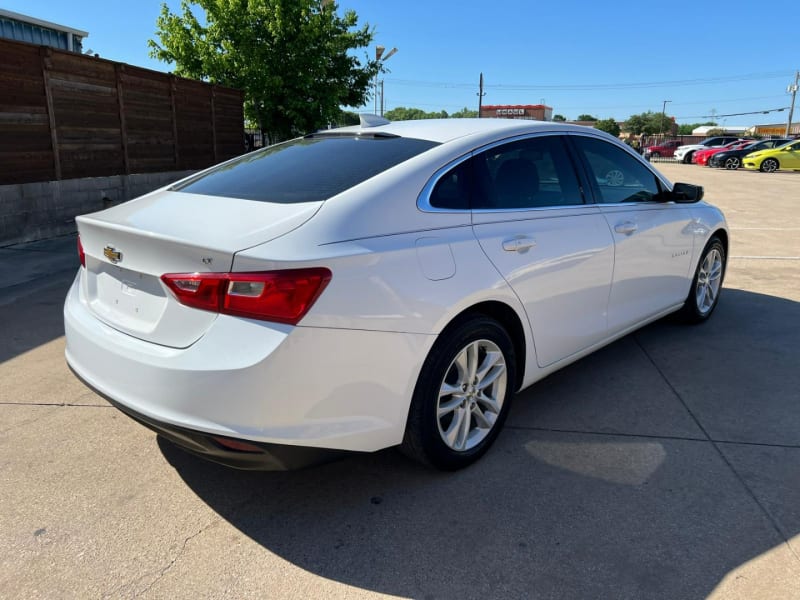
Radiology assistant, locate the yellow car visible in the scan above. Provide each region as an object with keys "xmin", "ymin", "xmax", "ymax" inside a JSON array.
[{"xmin": 742, "ymin": 139, "xmax": 800, "ymax": 172}]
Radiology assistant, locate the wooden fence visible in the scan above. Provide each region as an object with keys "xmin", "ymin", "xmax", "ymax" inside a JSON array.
[{"xmin": 0, "ymin": 37, "xmax": 244, "ymax": 185}]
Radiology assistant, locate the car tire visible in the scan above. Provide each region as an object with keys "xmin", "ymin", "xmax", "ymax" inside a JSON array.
[
  {"xmin": 682, "ymin": 151, "xmax": 694, "ymax": 164},
  {"xmin": 678, "ymin": 237, "xmax": 726, "ymax": 324},
  {"xmin": 760, "ymin": 158, "xmax": 779, "ymax": 173},
  {"xmin": 401, "ymin": 316, "xmax": 516, "ymax": 470},
  {"xmin": 651, "ymin": 151, "xmax": 661, "ymax": 158},
  {"xmin": 724, "ymin": 157, "xmax": 740, "ymax": 170}
]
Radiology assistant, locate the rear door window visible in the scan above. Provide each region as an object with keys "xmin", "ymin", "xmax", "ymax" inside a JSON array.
[
  {"xmin": 173, "ymin": 135, "xmax": 439, "ymax": 203},
  {"xmin": 472, "ymin": 135, "xmax": 584, "ymax": 209}
]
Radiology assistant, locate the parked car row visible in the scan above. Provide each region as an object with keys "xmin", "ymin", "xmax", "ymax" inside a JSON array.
[
  {"xmin": 648, "ymin": 136, "xmax": 800, "ymax": 172},
  {"xmin": 673, "ymin": 137, "xmax": 745, "ymax": 164}
]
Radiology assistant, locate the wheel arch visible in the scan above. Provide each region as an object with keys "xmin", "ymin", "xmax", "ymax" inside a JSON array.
[
  {"xmin": 712, "ymin": 228, "xmax": 729, "ymax": 258},
  {"xmin": 442, "ymin": 300, "xmax": 528, "ymax": 391}
]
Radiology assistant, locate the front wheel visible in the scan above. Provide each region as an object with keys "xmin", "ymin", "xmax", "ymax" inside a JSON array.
[
  {"xmin": 678, "ymin": 237, "xmax": 726, "ymax": 323},
  {"xmin": 760, "ymin": 158, "xmax": 779, "ymax": 173},
  {"xmin": 682, "ymin": 151, "xmax": 694, "ymax": 164},
  {"xmin": 651, "ymin": 151, "xmax": 661, "ymax": 158},
  {"xmin": 724, "ymin": 156, "xmax": 740, "ymax": 170},
  {"xmin": 402, "ymin": 317, "xmax": 516, "ymax": 470}
]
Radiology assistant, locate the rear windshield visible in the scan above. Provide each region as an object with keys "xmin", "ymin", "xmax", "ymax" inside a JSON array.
[{"xmin": 173, "ymin": 135, "xmax": 439, "ymax": 203}]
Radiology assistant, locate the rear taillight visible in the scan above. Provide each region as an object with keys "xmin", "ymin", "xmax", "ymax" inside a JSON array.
[
  {"xmin": 161, "ymin": 268, "xmax": 331, "ymax": 325},
  {"xmin": 77, "ymin": 236, "xmax": 86, "ymax": 268}
]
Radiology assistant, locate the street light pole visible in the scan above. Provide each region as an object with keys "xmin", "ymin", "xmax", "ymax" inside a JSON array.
[
  {"xmin": 661, "ymin": 100, "xmax": 671, "ymax": 136},
  {"xmin": 379, "ymin": 47, "xmax": 397, "ymax": 117},
  {"xmin": 374, "ymin": 46, "xmax": 384, "ymax": 115},
  {"xmin": 373, "ymin": 46, "xmax": 397, "ymax": 116}
]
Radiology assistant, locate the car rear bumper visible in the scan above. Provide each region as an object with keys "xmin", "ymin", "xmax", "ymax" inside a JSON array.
[
  {"xmin": 68, "ymin": 363, "xmax": 352, "ymax": 470},
  {"xmin": 64, "ymin": 271, "xmax": 434, "ymax": 456}
]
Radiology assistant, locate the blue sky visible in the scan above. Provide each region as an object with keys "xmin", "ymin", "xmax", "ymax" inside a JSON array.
[{"xmin": 7, "ymin": 0, "xmax": 799, "ymax": 126}]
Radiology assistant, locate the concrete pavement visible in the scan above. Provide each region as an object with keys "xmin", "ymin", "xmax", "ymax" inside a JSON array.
[{"xmin": 1, "ymin": 165, "xmax": 799, "ymax": 599}]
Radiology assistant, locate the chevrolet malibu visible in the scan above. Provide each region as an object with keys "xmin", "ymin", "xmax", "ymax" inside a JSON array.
[{"xmin": 65, "ymin": 118, "xmax": 728, "ymax": 471}]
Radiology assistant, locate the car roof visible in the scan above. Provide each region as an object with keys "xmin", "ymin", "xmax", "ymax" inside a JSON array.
[{"xmin": 328, "ymin": 118, "xmax": 597, "ymax": 144}]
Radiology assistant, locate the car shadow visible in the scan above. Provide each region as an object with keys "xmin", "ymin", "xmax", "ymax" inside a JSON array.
[
  {"xmin": 158, "ymin": 287, "xmax": 800, "ymax": 598},
  {"xmin": 0, "ymin": 234, "xmax": 78, "ymax": 364}
]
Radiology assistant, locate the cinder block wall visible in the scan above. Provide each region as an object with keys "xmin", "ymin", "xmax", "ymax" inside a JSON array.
[{"xmin": 0, "ymin": 170, "xmax": 196, "ymax": 246}]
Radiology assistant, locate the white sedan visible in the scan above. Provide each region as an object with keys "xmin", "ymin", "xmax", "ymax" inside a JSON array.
[{"xmin": 64, "ymin": 118, "xmax": 728, "ymax": 470}]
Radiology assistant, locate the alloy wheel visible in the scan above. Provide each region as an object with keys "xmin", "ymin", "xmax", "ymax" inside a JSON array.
[
  {"xmin": 695, "ymin": 248, "xmax": 723, "ymax": 316},
  {"xmin": 761, "ymin": 158, "xmax": 779, "ymax": 173},
  {"xmin": 436, "ymin": 339, "xmax": 507, "ymax": 452},
  {"xmin": 724, "ymin": 157, "xmax": 740, "ymax": 170}
]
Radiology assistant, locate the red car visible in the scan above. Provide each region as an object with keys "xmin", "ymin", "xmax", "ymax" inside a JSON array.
[
  {"xmin": 693, "ymin": 139, "xmax": 752, "ymax": 166},
  {"xmin": 644, "ymin": 139, "xmax": 682, "ymax": 158}
]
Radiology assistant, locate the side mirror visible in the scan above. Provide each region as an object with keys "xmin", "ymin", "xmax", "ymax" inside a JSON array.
[{"xmin": 670, "ymin": 182, "xmax": 704, "ymax": 203}]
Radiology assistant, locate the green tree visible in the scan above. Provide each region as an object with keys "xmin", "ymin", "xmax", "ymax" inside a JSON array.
[
  {"xmin": 624, "ymin": 111, "xmax": 677, "ymax": 135},
  {"xmin": 149, "ymin": 0, "xmax": 379, "ymax": 143},
  {"xmin": 594, "ymin": 118, "xmax": 621, "ymax": 137},
  {"xmin": 384, "ymin": 107, "xmax": 427, "ymax": 120},
  {"xmin": 384, "ymin": 107, "xmax": 449, "ymax": 120},
  {"xmin": 450, "ymin": 107, "xmax": 478, "ymax": 118},
  {"xmin": 335, "ymin": 110, "xmax": 360, "ymax": 126},
  {"xmin": 552, "ymin": 114, "xmax": 567, "ymax": 122},
  {"xmin": 576, "ymin": 114, "xmax": 598, "ymax": 121}
]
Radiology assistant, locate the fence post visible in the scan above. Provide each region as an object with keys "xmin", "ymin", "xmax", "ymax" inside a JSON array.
[
  {"xmin": 115, "ymin": 64, "xmax": 130, "ymax": 175},
  {"xmin": 210, "ymin": 84, "xmax": 218, "ymax": 163},
  {"xmin": 39, "ymin": 47, "xmax": 61, "ymax": 180},
  {"xmin": 169, "ymin": 75, "xmax": 180, "ymax": 169}
]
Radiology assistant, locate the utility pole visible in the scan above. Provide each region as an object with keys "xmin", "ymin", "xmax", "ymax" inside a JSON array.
[
  {"xmin": 477, "ymin": 72, "xmax": 486, "ymax": 117},
  {"xmin": 786, "ymin": 70, "xmax": 799, "ymax": 138},
  {"xmin": 661, "ymin": 100, "xmax": 671, "ymax": 136},
  {"xmin": 380, "ymin": 80, "xmax": 385, "ymax": 117}
]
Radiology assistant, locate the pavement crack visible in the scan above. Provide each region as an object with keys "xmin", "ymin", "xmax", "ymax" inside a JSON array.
[
  {"xmin": 133, "ymin": 526, "xmax": 210, "ymax": 597},
  {"xmin": 505, "ymin": 424, "xmax": 800, "ymax": 449},
  {"xmin": 632, "ymin": 334, "xmax": 800, "ymax": 563}
]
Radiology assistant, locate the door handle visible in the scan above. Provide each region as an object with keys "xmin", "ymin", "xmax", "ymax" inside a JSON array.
[
  {"xmin": 502, "ymin": 236, "xmax": 537, "ymax": 252},
  {"xmin": 614, "ymin": 221, "xmax": 638, "ymax": 235}
]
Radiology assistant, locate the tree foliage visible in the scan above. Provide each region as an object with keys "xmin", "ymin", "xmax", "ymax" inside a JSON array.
[
  {"xmin": 450, "ymin": 107, "xmax": 478, "ymax": 118},
  {"xmin": 384, "ymin": 106, "xmax": 449, "ymax": 120},
  {"xmin": 594, "ymin": 118, "xmax": 621, "ymax": 137},
  {"xmin": 149, "ymin": 0, "xmax": 379, "ymax": 143},
  {"xmin": 335, "ymin": 110, "xmax": 361, "ymax": 126},
  {"xmin": 552, "ymin": 114, "xmax": 567, "ymax": 122},
  {"xmin": 576, "ymin": 114, "xmax": 598, "ymax": 121},
  {"xmin": 624, "ymin": 111, "xmax": 677, "ymax": 135}
]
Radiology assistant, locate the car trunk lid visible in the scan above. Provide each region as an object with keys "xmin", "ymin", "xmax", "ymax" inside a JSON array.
[{"xmin": 76, "ymin": 190, "xmax": 322, "ymax": 348}]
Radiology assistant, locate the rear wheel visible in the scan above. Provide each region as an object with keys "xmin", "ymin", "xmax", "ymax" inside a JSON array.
[
  {"xmin": 651, "ymin": 151, "xmax": 661, "ymax": 158},
  {"xmin": 402, "ymin": 316, "xmax": 516, "ymax": 470},
  {"xmin": 724, "ymin": 156, "xmax": 740, "ymax": 170},
  {"xmin": 760, "ymin": 158, "xmax": 779, "ymax": 173},
  {"xmin": 678, "ymin": 237, "xmax": 726, "ymax": 323}
]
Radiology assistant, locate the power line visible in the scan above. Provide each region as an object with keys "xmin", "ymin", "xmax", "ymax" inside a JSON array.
[
  {"xmin": 673, "ymin": 107, "xmax": 790, "ymax": 119},
  {"xmin": 555, "ymin": 94, "xmax": 786, "ymax": 111},
  {"xmin": 387, "ymin": 70, "xmax": 795, "ymax": 92}
]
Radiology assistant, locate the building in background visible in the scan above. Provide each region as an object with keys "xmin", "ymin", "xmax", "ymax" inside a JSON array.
[
  {"xmin": 0, "ymin": 9, "xmax": 87, "ymax": 53},
  {"xmin": 480, "ymin": 104, "xmax": 553, "ymax": 121},
  {"xmin": 748, "ymin": 123, "xmax": 800, "ymax": 137}
]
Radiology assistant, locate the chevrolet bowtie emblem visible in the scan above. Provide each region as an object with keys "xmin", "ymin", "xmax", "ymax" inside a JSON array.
[{"xmin": 103, "ymin": 245, "xmax": 122, "ymax": 263}]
